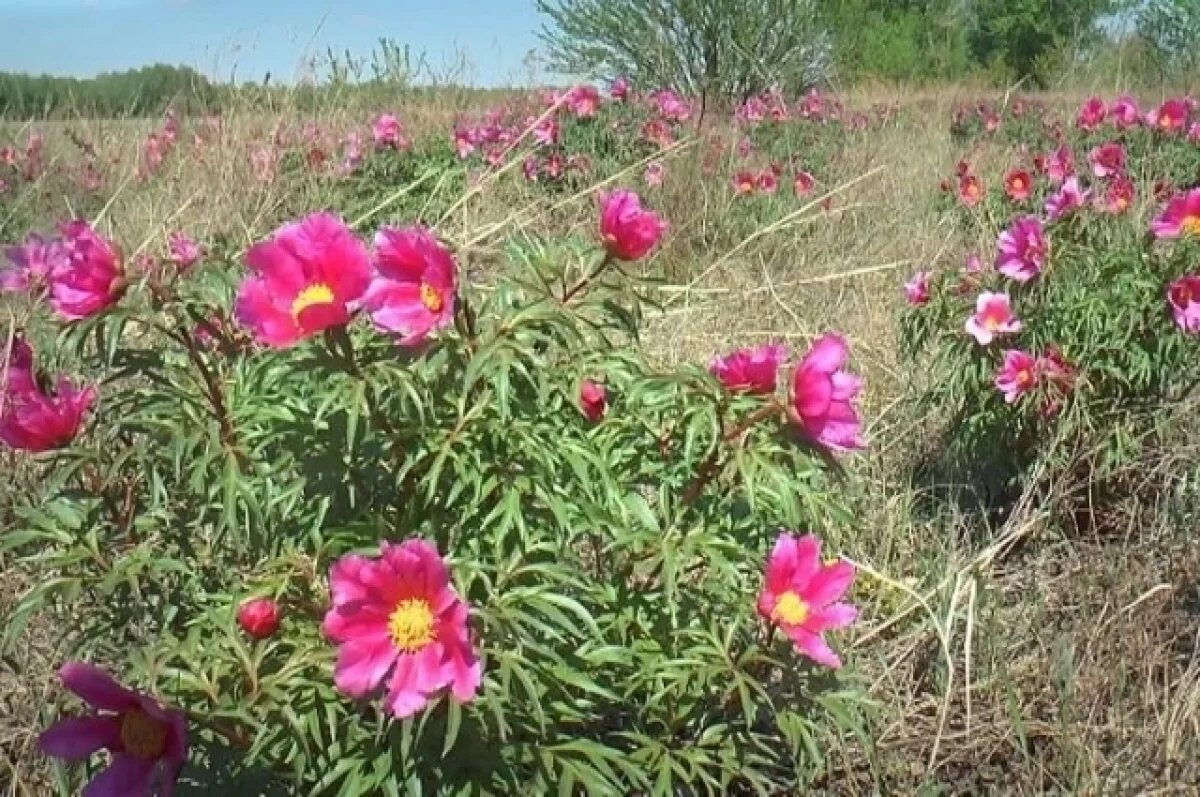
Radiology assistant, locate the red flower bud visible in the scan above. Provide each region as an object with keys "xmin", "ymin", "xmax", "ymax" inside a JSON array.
[
  {"xmin": 237, "ymin": 598, "xmax": 281, "ymax": 640},
  {"xmin": 579, "ymin": 379, "xmax": 607, "ymax": 422}
]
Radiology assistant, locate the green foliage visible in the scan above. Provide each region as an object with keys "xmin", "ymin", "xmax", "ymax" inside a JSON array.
[
  {"xmin": 0, "ymin": 64, "xmax": 215, "ymax": 119},
  {"xmin": 903, "ymin": 112, "xmax": 1200, "ymax": 513},
  {"xmin": 536, "ymin": 0, "xmax": 829, "ymax": 101},
  {"xmin": 4, "ymin": 180, "xmax": 866, "ymax": 791},
  {"xmin": 1137, "ymin": 0, "xmax": 1200, "ymax": 77},
  {"xmin": 821, "ymin": 0, "xmax": 972, "ymax": 81}
]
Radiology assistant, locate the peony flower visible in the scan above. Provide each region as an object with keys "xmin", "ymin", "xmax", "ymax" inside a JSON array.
[
  {"xmin": 904, "ymin": 270, "xmax": 932, "ymax": 306},
  {"xmin": 643, "ymin": 161, "xmax": 664, "ymax": 187},
  {"xmin": 1151, "ymin": 188, "xmax": 1200, "ymax": 239},
  {"xmin": 757, "ymin": 532, "xmax": 857, "ymax": 668},
  {"xmin": 733, "ymin": 170, "xmax": 757, "ymax": 196},
  {"xmin": 167, "ymin": 231, "xmax": 201, "ymax": 271},
  {"xmin": 237, "ymin": 598, "xmax": 282, "ymax": 640},
  {"xmin": 965, "ymin": 292, "xmax": 1022, "ymax": 345},
  {"xmin": 2, "ymin": 232, "xmax": 62, "ymax": 293},
  {"xmin": 234, "ymin": 213, "xmax": 371, "ymax": 348},
  {"xmin": 1110, "ymin": 95, "xmax": 1141, "ymax": 130},
  {"xmin": 1045, "ymin": 177, "xmax": 1090, "ymax": 221},
  {"xmin": 323, "ymin": 540, "xmax": 482, "ymax": 719},
  {"xmin": 789, "ymin": 333, "xmax": 865, "ymax": 452},
  {"xmin": 757, "ymin": 169, "xmax": 779, "ymax": 194},
  {"xmin": 372, "ymin": 113, "xmax": 410, "ymax": 150},
  {"xmin": 1004, "ymin": 169, "xmax": 1032, "ymax": 202},
  {"xmin": 1088, "ymin": 142, "xmax": 1125, "ymax": 179},
  {"xmin": 1044, "ymin": 145, "xmax": 1074, "ymax": 184},
  {"xmin": 1167, "ymin": 274, "xmax": 1200, "ymax": 333},
  {"xmin": 964, "ymin": 252, "xmax": 984, "ymax": 275},
  {"xmin": 610, "ymin": 76, "xmax": 630, "ymax": 101},
  {"xmin": 598, "ymin": 190, "xmax": 667, "ymax": 261},
  {"xmin": 709, "ymin": 343, "xmax": 788, "ymax": 395},
  {"xmin": 48, "ymin": 221, "xmax": 125, "ymax": 321},
  {"xmin": 363, "ymin": 226, "xmax": 457, "ymax": 347},
  {"xmin": 0, "ymin": 338, "xmax": 95, "ymax": 453},
  {"xmin": 1101, "ymin": 176, "xmax": 1135, "ymax": 215},
  {"xmin": 996, "ymin": 216, "xmax": 1048, "ymax": 282},
  {"xmin": 564, "ymin": 84, "xmax": 601, "ymax": 117},
  {"xmin": 39, "ymin": 662, "xmax": 187, "ymax": 797},
  {"xmin": 1075, "ymin": 96, "xmax": 1106, "ymax": 131},
  {"xmin": 793, "ymin": 170, "xmax": 815, "ymax": 197},
  {"xmin": 532, "ymin": 116, "xmax": 559, "ymax": 147},
  {"xmin": 958, "ymin": 175, "xmax": 983, "ymax": 207},
  {"xmin": 995, "ymin": 349, "xmax": 1039, "ymax": 403},
  {"xmin": 579, "ymin": 379, "xmax": 607, "ymax": 422},
  {"xmin": 1148, "ymin": 99, "xmax": 1188, "ymax": 134}
]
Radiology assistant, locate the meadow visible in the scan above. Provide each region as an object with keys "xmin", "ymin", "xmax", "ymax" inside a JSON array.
[{"xmin": 1, "ymin": 80, "xmax": 1199, "ymax": 795}]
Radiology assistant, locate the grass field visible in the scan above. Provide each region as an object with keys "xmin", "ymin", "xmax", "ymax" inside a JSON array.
[{"xmin": 3, "ymin": 83, "xmax": 1199, "ymax": 795}]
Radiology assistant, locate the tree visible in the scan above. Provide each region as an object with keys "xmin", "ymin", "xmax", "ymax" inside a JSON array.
[
  {"xmin": 820, "ymin": 0, "xmax": 971, "ymax": 81},
  {"xmin": 1137, "ymin": 0, "xmax": 1200, "ymax": 76},
  {"xmin": 967, "ymin": 0, "xmax": 1123, "ymax": 84},
  {"xmin": 535, "ymin": 0, "xmax": 828, "ymax": 101}
]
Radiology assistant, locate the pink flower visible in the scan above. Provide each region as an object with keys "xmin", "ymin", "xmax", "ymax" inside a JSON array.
[
  {"xmin": 323, "ymin": 540, "xmax": 482, "ymax": 719},
  {"xmin": 521, "ymin": 156, "xmax": 540, "ymax": 182},
  {"xmin": 234, "ymin": 213, "xmax": 371, "ymax": 348},
  {"xmin": 1039, "ymin": 346, "xmax": 1076, "ymax": 388},
  {"xmin": 237, "ymin": 598, "xmax": 282, "ymax": 640},
  {"xmin": 167, "ymin": 231, "xmax": 201, "ymax": 271},
  {"xmin": 964, "ymin": 252, "xmax": 984, "ymax": 275},
  {"xmin": 1088, "ymin": 142, "xmax": 1125, "ymax": 179},
  {"xmin": 1110, "ymin": 95, "xmax": 1141, "ymax": 130},
  {"xmin": 757, "ymin": 169, "xmax": 779, "ymax": 194},
  {"xmin": 1045, "ymin": 177, "xmax": 1090, "ymax": 221},
  {"xmin": 372, "ymin": 113, "xmax": 410, "ymax": 150},
  {"xmin": 564, "ymin": 85, "xmax": 601, "ymax": 118},
  {"xmin": 39, "ymin": 662, "xmax": 187, "ymax": 797},
  {"xmin": 532, "ymin": 116, "xmax": 559, "ymax": 146},
  {"xmin": 965, "ymin": 292, "xmax": 1022, "ymax": 345},
  {"xmin": 757, "ymin": 532, "xmax": 857, "ymax": 668},
  {"xmin": 733, "ymin": 171, "xmax": 757, "ymax": 196},
  {"xmin": 598, "ymin": 190, "xmax": 667, "ymax": 261},
  {"xmin": 0, "ymin": 350, "xmax": 95, "ymax": 453},
  {"xmin": 996, "ymin": 216, "xmax": 1048, "ymax": 283},
  {"xmin": 904, "ymin": 270, "xmax": 932, "ymax": 306},
  {"xmin": 1044, "ymin": 145, "xmax": 1074, "ymax": 184},
  {"xmin": 789, "ymin": 333, "xmax": 865, "ymax": 452},
  {"xmin": 250, "ymin": 145, "xmax": 277, "ymax": 183},
  {"xmin": 643, "ymin": 161, "xmax": 664, "ymax": 187},
  {"xmin": 1004, "ymin": 169, "xmax": 1032, "ymax": 202},
  {"xmin": 794, "ymin": 171, "xmax": 815, "ymax": 197},
  {"xmin": 1148, "ymin": 99, "xmax": 1188, "ymax": 134},
  {"xmin": 48, "ymin": 221, "xmax": 125, "ymax": 321},
  {"xmin": 579, "ymin": 379, "xmax": 607, "ymax": 421},
  {"xmin": 958, "ymin": 175, "xmax": 983, "ymax": 207},
  {"xmin": 363, "ymin": 226, "xmax": 457, "ymax": 346},
  {"xmin": 2, "ymin": 233, "xmax": 62, "ymax": 293},
  {"xmin": 709, "ymin": 344, "xmax": 788, "ymax": 395},
  {"xmin": 1075, "ymin": 96, "xmax": 1106, "ymax": 131},
  {"xmin": 995, "ymin": 349, "xmax": 1039, "ymax": 404},
  {"xmin": 1101, "ymin": 176, "xmax": 1135, "ymax": 215},
  {"xmin": 1167, "ymin": 274, "xmax": 1200, "ymax": 333},
  {"xmin": 1152, "ymin": 188, "xmax": 1200, "ymax": 239},
  {"xmin": 610, "ymin": 76, "xmax": 630, "ymax": 101}
]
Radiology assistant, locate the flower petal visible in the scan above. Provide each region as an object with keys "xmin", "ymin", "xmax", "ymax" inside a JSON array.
[
  {"xmin": 38, "ymin": 715, "xmax": 121, "ymax": 761},
  {"xmin": 82, "ymin": 754, "xmax": 156, "ymax": 797},
  {"xmin": 59, "ymin": 662, "xmax": 139, "ymax": 713}
]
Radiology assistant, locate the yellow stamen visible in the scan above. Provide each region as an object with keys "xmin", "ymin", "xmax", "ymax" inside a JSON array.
[
  {"xmin": 1016, "ymin": 369, "xmax": 1033, "ymax": 388},
  {"xmin": 419, "ymin": 283, "xmax": 443, "ymax": 313},
  {"xmin": 773, "ymin": 591, "xmax": 809, "ymax": 626},
  {"xmin": 291, "ymin": 283, "xmax": 335, "ymax": 320},
  {"xmin": 388, "ymin": 598, "xmax": 435, "ymax": 653},
  {"xmin": 119, "ymin": 710, "xmax": 167, "ymax": 760},
  {"xmin": 1182, "ymin": 217, "xmax": 1200, "ymax": 237}
]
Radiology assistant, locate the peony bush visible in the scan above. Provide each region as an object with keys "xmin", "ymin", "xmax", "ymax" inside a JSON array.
[
  {"xmin": 906, "ymin": 93, "xmax": 1200, "ymax": 515},
  {"xmin": 2, "ymin": 179, "xmax": 869, "ymax": 793}
]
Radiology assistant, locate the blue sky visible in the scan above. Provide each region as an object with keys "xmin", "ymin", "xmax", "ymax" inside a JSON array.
[{"xmin": 0, "ymin": 0, "xmax": 545, "ymax": 86}]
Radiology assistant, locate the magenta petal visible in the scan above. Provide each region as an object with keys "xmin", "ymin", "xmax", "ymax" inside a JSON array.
[
  {"xmin": 39, "ymin": 715, "xmax": 121, "ymax": 761},
  {"xmin": 807, "ymin": 602, "xmax": 859, "ymax": 631},
  {"xmin": 82, "ymin": 754, "xmax": 155, "ymax": 797},
  {"xmin": 794, "ymin": 371, "xmax": 833, "ymax": 418},
  {"xmin": 412, "ymin": 645, "xmax": 452, "ymax": 694},
  {"xmin": 334, "ymin": 637, "xmax": 398, "ymax": 698},
  {"xmin": 59, "ymin": 663, "xmax": 138, "ymax": 712},
  {"xmin": 803, "ymin": 334, "xmax": 848, "ymax": 373},
  {"xmin": 790, "ymin": 628, "xmax": 842, "ymax": 669},
  {"xmin": 805, "ymin": 561, "xmax": 856, "ymax": 606},
  {"xmin": 384, "ymin": 655, "xmax": 429, "ymax": 718}
]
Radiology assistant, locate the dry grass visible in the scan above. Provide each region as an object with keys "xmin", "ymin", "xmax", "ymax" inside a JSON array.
[{"xmin": 3, "ymin": 83, "xmax": 1199, "ymax": 795}]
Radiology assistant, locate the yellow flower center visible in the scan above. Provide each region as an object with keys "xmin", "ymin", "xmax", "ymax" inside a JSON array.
[
  {"xmin": 1182, "ymin": 217, "xmax": 1200, "ymax": 237},
  {"xmin": 1016, "ymin": 369, "xmax": 1033, "ymax": 388},
  {"xmin": 984, "ymin": 316, "xmax": 1000, "ymax": 331},
  {"xmin": 119, "ymin": 710, "xmax": 167, "ymax": 760},
  {"xmin": 388, "ymin": 598, "xmax": 436, "ymax": 653},
  {"xmin": 1011, "ymin": 177, "xmax": 1025, "ymax": 191},
  {"xmin": 967, "ymin": 184, "xmax": 979, "ymax": 198},
  {"xmin": 773, "ymin": 591, "xmax": 810, "ymax": 626},
  {"xmin": 1160, "ymin": 115, "xmax": 1173, "ymax": 130},
  {"xmin": 291, "ymin": 283, "xmax": 335, "ymax": 320},
  {"xmin": 419, "ymin": 282, "xmax": 443, "ymax": 313}
]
